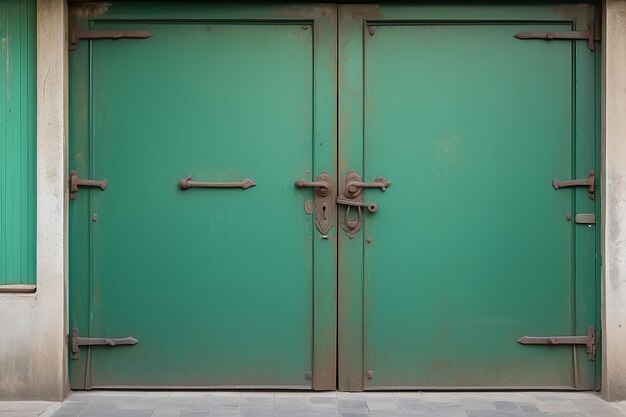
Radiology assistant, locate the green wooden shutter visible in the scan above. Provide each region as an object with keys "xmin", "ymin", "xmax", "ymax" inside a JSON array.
[{"xmin": 0, "ymin": 0, "xmax": 36, "ymax": 286}]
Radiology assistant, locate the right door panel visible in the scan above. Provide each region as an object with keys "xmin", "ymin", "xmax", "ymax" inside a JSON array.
[{"xmin": 339, "ymin": 4, "xmax": 598, "ymax": 390}]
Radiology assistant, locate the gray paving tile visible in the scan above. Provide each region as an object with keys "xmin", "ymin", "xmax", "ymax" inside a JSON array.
[
  {"xmin": 427, "ymin": 402, "xmax": 463, "ymax": 410},
  {"xmin": 242, "ymin": 397, "xmax": 274, "ymax": 404},
  {"xmin": 49, "ymin": 411, "xmax": 83, "ymax": 417},
  {"xmin": 51, "ymin": 402, "xmax": 90, "ymax": 414},
  {"xmin": 338, "ymin": 399, "xmax": 367, "ymax": 409},
  {"xmin": 367, "ymin": 402, "xmax": 398, "ymax": 411},
  {"xmin": 460, "ymin": 403, "xmax": 497, "ymax": 412},
  {"xmin": 180, "ymin": 412, "xmax": 210, "ymax": 417},
  {"xmin": 493, "ymin": 402, "xmax": 520, "ymax": 411},
  {"xmin": 116, "ymin": 400, "xmax": 157, "ymax": 411},
  {"xmin": 465, "ymin": 412, "xmax": 526, "ymax": 417},
  {"xmin": 398, "ymin": 397, "xmax": 424, "ymax": 404},
  {"xmin": 240, "ymin": 409, "xmax": 274, "ymax": 417},
  {"xmin": 309, "ymin": 397, "xmax": 337, "ymax": 404},
  {"xmin": 156, "ymin": 399, "xmax": 209, "ymax": 412},
  {"xmin": 150, "ymin": 407, "xmax": 182, "ymax": 417},
  {"xmin": 428, "ymin": 409, "xmax": 468, "ymax": 417},
  {"xmin": 208, "ymin": 410, "xmax": 241, "ymax": 417},
  {"xmin": 212, "ymin": 397, "xmax": 241, "ymax": 407},
  {"xmin": 79, "ymin": 410, "xmax": 153, "ymax": 417}
]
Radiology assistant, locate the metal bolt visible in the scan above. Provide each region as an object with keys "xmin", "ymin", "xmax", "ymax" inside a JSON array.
[
  {"xmin": 566, "ymin": 213, "xmax": 572, "ymax": 221},
  {"xmin": 91, "ymin": 214, "xmax": 98, "ymax": 222},
  {"xmin": 352, "ymin": 11, "xmax": 357, "ymax": 17},
  {"xmin": 367, "ymin": 370, "xmax": 374, "ymax": 380},
  {"xmin": 366, "ymin": 237, "xmax": 373, "ymax": 244},
  {"xmin": 302, "ymin": 25, "xmax": 309, "ymax": 30}
]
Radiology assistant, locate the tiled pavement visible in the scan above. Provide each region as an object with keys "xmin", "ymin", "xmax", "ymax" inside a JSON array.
[{"xmin": 11, "ymin": 391, "xmax": 623, "ymax": 417}]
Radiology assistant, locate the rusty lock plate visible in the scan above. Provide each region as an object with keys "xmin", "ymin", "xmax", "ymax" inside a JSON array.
[{"xmin": 294, "ymin": 173, "xmax": 335, "ymax": 235}]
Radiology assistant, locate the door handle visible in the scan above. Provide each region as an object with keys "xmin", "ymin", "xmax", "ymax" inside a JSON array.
[
  {"xmin": 552, "ymin": 170, "xmax": 595, "ymax": 200},
  {"xmin": 294, "ymin": 178, "xmax": 331, "ymax": 196},
  {"xmin": 294, "ymin": 173, "xmax": 335, "ymax": 235},
  {"xmin": 344, "ymin": 176, "xmax": 392, "ymax": 198},
  {"xmin": 179, "ymin": 176, "xmax": 256, "ymax": 190},
  {"xmin": 69, "ymin": 170, "xmax": 107, "ymax": 200}
]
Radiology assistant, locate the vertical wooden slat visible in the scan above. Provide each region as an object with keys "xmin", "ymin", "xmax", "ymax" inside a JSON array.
[{"xmin": 0, "ymin": 0, "xmax": 36, "ymax": 285}]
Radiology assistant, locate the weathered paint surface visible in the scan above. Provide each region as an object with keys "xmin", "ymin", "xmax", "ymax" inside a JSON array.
[
  {"xmin": 68, "ymin": 3, "xmax": 337, "ymax": 389},
  {"xmin": 0, "ymin": 0, "xmax": 36, "ymax": 286},
  {"xmin": 339, "ymin": 4, "xmax": 597, "ymax": 390},
  {"xmin": 0, "ymin": 0, "xmax": 69, "ymax": 400}
]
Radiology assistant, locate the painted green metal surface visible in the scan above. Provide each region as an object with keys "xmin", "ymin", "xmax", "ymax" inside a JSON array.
[
  {"xmin": 339, "ymin": 4, "xmax": 597, "ymax": 390},
  {"xmin": 69, "ymin": 3, "xmax": 337, "ymax": 388},
  {"xmin": 0, "ymin": 0, "xmax": 36, "ymax": 286},
  {"xmin": 69, "ymin": 2, "xmax": 599, "ymax": 391}
]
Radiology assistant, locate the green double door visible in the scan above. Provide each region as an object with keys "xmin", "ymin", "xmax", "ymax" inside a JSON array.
[{"xmin": 69, "ymin": 3, "xmax": 599, "ymax": 390}]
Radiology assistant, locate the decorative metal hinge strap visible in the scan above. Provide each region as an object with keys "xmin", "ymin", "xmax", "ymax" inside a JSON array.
[
  {"xmin": 552, "ymin": 170, "xmax": 595, "ymax": 201},
  {"xmin": 69, "ymin": 170, "xmax": 107, "ymax": 201},
  {"xmin": 515, "ymin": 24, "xmax": 596, "ymax": 51},
  {"xmin": 70, "ymin": 328, "xmax": 138, "ymax": 360},
  {"xmin": 69, "ymin": 21, "xmax": 151, "ymax": 51},
  {"xmin": 517, "ymin": 326, "xmax": 596, "ymax": 360}
]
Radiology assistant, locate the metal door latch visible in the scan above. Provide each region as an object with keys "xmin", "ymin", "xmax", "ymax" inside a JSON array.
[
  {"xmin": 552, "ymin": 170, "xmax": 595, "ymax": 200},
  {"xmin": 294, "ymin": 173, "xmax": 335, "ymax": 235},
  {"xmin": 517, "ymin": 326, "xmax": 596, "ymax": 360},
  {"xmin": 70, "ymin": 328, "xmax": 138, "ymax": 360},
  {"xmin": 339, "ymin": 171, "xmax": 390, "ymax": 238},
  {"xmin": 575, "ymin": 213, "xmax": 596, "ymax": 224},
  {"xmin": 336, "ymin": 198, "xmax": 378, "ymax": 213},
  {"xmin": 69, "ymin": 170, "xmax": 107, "ymax": 201}
]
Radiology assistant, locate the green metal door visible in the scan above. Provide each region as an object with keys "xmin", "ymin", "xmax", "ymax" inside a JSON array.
[
  {"xmin": 338, "ymin": 4, "xmax": 599, "ymax": 390},
  {"xmin": 70, "ymin": 2, "xmax": 599, "ymax": 391},
  {"xmin": 69, "ymin": 3, "xmax": 337, "ymax": 389}
]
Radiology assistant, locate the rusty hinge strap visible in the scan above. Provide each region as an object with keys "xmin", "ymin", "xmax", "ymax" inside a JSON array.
[
  {"xmin": 70, "ymin": 327, "xmax": 138, "ymax": 360},
  {"xmin": 69, "ymin": 21, "xmax": 151, "ymax": 51},
  {"xmin": 78, "ymin": 30, "xmax": 152, "ymax": 41},
  {"xmin": 517, "ymin": 326, "xmax": 596, "ymax": 360},
  {"xmin": 515, "ymin": 11, "xmax": 598, "ymax": 51},
  {"xmin": 515, "ymin": 26, "xmax": 595, "ymax": 51}
]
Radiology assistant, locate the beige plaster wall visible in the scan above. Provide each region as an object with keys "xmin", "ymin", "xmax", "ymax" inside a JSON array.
[
  {"xmin": 602, "ymin": 0, "xmax": 626, "ymax": 402},
  {"xmin": 0, "ymin": 0, "xmax": 68, "ymax": 401}
]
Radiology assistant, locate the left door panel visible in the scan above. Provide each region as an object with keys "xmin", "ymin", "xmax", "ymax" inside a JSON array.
[{"xmin": 69, "ymin": 3, "xmax": 337, "ymax": 389}]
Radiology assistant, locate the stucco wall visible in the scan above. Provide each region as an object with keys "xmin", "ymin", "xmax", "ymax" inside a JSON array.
[
  {"xmin": 0, "ymin": 0, "xmax": 68, "ymax": 401},
  {"xmin": 602, "ymin": 0, "xmax": 626, "ymax": 402}
]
